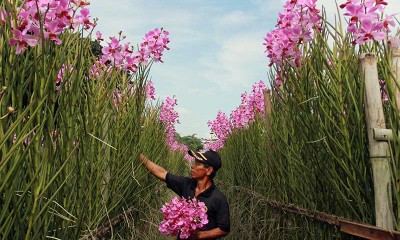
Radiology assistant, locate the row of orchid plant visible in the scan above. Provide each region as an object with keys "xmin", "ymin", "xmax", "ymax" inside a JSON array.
[
  {"xmin": 0, "ymin": 0, "xmax": 182, "ymax": 239},
  {"xmin": 265, "ymin": 0, "xmax": 399, "ymax": 87},
  {"xmin": 4, "ymin": 0, "xmax": 169, "ymax": 101},
  {"xmin": 205, "ymin": 80, "xmax": 266, "ymax": 151},
  {"xmin": 159, "ymin": 96, "xmax": 193, "ymax": 160},
  {"xmin": 208, "ymin": 0, "xmax": 399, "ymax": 151},
  {"xmin": 213, "ymin": 0, "xmax": 400, "ymax": 238},
  {"xmin": 6, "ymin": 0, "xmax": 95, "ymax": 54}
]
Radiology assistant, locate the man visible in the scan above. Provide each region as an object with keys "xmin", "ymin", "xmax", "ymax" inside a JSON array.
[{"xmin": 139, "ymin": 149, "xmax": 230, "ymax": 239}]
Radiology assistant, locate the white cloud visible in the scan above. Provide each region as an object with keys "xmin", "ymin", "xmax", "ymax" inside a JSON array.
[
  {"xmin": 88, "ymin": 0, "xmax": 400, "ymax": 139},
  {"xmin": 200, "ymin": 31, "xmax": 268, "ymax": 91},
  {"xmin": 250, "ymin": 0, "xmax": 287, "ymax": 14},
  {"xmin": 91, "ymin": 1, "xmax": 206, "ymax": 47},
  {"xmin": 176, "ymin": 106, "xmax": 189, "ymax": 116},
  {"xmin": 218, "ymin": 10, "xmax": 256, "ymax": 27}
]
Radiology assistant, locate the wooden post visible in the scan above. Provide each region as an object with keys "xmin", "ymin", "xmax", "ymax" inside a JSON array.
[
  {"xmin": 360, "ymin": 53, "xmax": 394, "ymax": 229},
  {"xmin": 391, "ymin": 49, "xmax": 400, "ymax": 112}
]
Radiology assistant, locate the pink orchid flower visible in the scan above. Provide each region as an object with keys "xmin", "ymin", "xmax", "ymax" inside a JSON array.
[{"xmin": 9, "ymin": 29, "xmax": 38, "ymax": 54}]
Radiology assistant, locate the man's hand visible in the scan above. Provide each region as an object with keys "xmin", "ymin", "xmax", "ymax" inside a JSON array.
[
  {"xmin": 188, "ymin": 231, "xmax": 200, "ymax": 240},
  {"xmin": 188, "ymin": 228, "xmax": 229, "ymax": 239},
  {"xmin": 139, "ymin": 154, "xmax": 147, "ymax": 163},
  {"xmin": 139, "ymin": 154, "xmax": 167, "ymax": 181}
]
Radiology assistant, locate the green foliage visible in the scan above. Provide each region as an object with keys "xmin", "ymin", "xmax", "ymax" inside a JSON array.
[
  {"xmin": 215, "ymin": 9, "xmax": 400, "ymax": 240},
  {"xmin": 91, "ymin": 40, "xmax": 103, "ymax": 57},
  {"xmin": 0, "ymin": 4, "xmax": 184, "ymax": 239},
  {"xmin": 177, "ymin": 133, "xmax": 204, "ymax": 151}
]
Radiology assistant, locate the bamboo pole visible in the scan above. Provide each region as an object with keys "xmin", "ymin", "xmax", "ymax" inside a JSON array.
[
  {"xmin": 360, "ymin": 53, "xmax": 393, "ymax": 229},
  {"xmin": 233, "ymin": 185, "xmax": 400, "ymax": 239},
  {"xmin": 373, "ymin": 128, "xmax": 399, "ymax": 141}
]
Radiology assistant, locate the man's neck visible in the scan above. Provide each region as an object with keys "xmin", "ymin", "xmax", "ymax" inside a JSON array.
[{"xmin": 196, "ymin": 177, "xmax": 212, "ymax": 192}]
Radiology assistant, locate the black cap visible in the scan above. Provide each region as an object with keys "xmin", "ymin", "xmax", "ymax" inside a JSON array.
[{"xmin": 188, "ymin": 149, "xmax": 222, "ymax": 172}]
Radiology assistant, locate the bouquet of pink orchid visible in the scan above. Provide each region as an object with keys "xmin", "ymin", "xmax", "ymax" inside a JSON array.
[{"xmin": 159, "ymin": 197, "xmax": 208, "ymax": 239}]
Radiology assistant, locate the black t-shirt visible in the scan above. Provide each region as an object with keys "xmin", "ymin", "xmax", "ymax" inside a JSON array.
[{"xmin": 165, "ymin": 172, "xmax": 231, "ymax": 234}]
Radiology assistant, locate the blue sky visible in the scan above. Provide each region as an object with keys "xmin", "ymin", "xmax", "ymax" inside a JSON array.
[{"xmin": 90, "ymin": 0, "xmax": 400, "ymax": 139}]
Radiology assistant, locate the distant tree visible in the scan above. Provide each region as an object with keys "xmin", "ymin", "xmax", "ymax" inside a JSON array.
[
  {"xmin": 91, "ymin": 40, "xmax": 103, "ymax": 57},
  {"xmin": 177, "ymin": 134, "xmax": 204, "ymax": 151}
]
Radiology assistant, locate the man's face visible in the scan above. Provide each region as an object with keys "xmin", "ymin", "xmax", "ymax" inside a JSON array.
[{"xmin": 190, "ymin": 159, "xmax": 212, "ymax": 179}]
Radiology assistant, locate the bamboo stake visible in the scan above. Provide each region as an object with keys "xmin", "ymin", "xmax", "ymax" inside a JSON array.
[
  {"xmin": 373, "ymin": 128, "xmax": 400, "ymax": 141},
  {"xmin": 360, "ymin": 53, "xmax": 393, "ymax": 229},
  {"xmin": 233, "ymin": 185, "xmax": 400, "ymax": 239},
  {"xmin": 79, "ymin": 207, "xmax": 137, "ymax": 239}
]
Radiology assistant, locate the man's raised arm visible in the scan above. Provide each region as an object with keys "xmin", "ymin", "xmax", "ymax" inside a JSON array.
[{"xmin": 139, "ymin": 154, "xmax": 167, "ymax": 181}]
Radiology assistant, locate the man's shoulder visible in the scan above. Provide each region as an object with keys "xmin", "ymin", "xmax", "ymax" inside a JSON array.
[{"xmin": 211, "ymin": 185, "xmax": 228, "ymax": 200}]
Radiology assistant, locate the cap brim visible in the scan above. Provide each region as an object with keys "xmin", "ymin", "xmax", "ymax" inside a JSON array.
[{"xmin": 188, "ymin": 150, "xmax": 208, "ymax": 163}]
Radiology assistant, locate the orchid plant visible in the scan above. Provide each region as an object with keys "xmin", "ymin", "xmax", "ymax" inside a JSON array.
[
  {"xmin": 159, "ymin": 197, "xmax": 208, "ymax": 239},
  {"xmin": 159, "ymin": 96, "xmax": 193, "ymax": 160},
  {"xmin": 0, "ymin": 0, "xmax": 172, "ymax": 239},
  {"xmin": 206, "ymin": 80, "xmax": 266, "ymax": 151}
]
